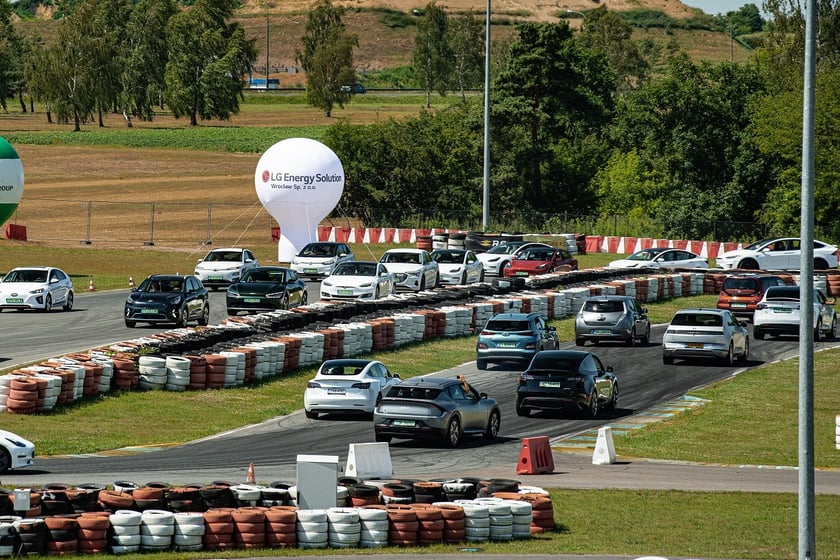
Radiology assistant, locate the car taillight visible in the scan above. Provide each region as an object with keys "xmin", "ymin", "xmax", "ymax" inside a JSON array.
[
  {"xmin": 477, "ymin": 342, "xmax": 488, "ymax": 349},
  {"xmin": 519, "ymin": 372, "xmax": 533, "ymax": 383},
  {"xmin": 351, "ymin": 382, "xmax": 371, "ymax": 389},
  {"xmin": 525, "ymin": 342, "xmax": 536, "ymax": 349},
  {"xmin": 307, "ymin": 381, "xmax": 321, "ymax": 388}
]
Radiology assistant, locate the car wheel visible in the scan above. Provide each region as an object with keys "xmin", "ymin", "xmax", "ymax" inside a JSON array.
[
  {"xmin": 176, "ymin": 307, "xmax": 189, "ymax": 328},
  {"xmin": 479, "ymin": 269, "xmax": 485, "ymax": 282},
  {"xmin": 608, "ymin": 383, "xmax": 619, "ymax": 410},
  {"xmin": 627, "ymin": 328, "xmax": 636, "ymax": 347},
  {"xmin": 198, "ymin": 303, "xmax": 209, "ymax": 326},
  {"xmin": 739, "ymin": 337, "xmax": 750, "ymax": 362},
  {"xmin": 815, "ymin": 258, "xmax": 828, "ymax": 270},
  {"xmin": 815, "ymin": 319, "xmax": 823, "ymax": 342},
  {"xmin": 374, "ymin": 286, "xmax": 380, "ymax": 299},
  {"xmin": 63, "ymin": 291, "xmax": 74, "ymax": 311},
  {"xmin": 724, "ymin": 343, "xmax": 735, "ymax": 366},
  {"xmin": 739, "ymin": 258, "xmax": 759, "ymax": 270},
  {"xmin": 663, "ymin": 355, "xmax": 674, "ymax": 365},
  {"xmin": 830, "ymin": 315, "xmax": 838, "ymax": 339},
  {"xmin": 515, "ymin": 400, "xmax": 530, "ymax": 417},
  {"xmin": 484, "ymin": 410, "xmax": 500, "ymax": 440},
  {"xmin": 0, "ymin": 448, "xmax": 11, "ymax": 474},
  {"xmin": 43, "ymin": 294, "xmax": 52, "ymax": 312},
  {"xmin": 374, "ymin": 432, "xmax": 391, "ymax": 443},
  {"xmin": 418, "ymin": 275, "xmax": 426, "ymax": 292},
  {"xmin": 642, "ymin": 324, "xmax": 651, "ymax": 345},
  {"xmin": 584, "ymin": 390, "xmax": 599, "ymax": 419},
  {"xmin": 304, "ymin": 410, "xmax": 318, "ymax": 420},
  {"xmin": 281, "ymin": 293, "xmax": 290, "ymax": 310},
  {"xmin": 476, "ymin": 358, "xmax": 487, "ymax": 370},
  {"xmin": 754, "ymin": 326, "xmax": 765, "ymax": 340},
  {"xmin": 301, "ymin": 291, "xmax": 309, "ymax": 306},
  {"xmin": 575, "ymin": 337, "xmax": 585, "ymax": 347},
  {"xmin": 445, "ymin": 416, "xmax": 462, "ymax": 448},
  {"xmin": 434, "ymin": 272, "xmax": 440, "ymax": 288},
  {"xmin": 125, "ymin": 319, "xmax": 136, "ymax": 328}
]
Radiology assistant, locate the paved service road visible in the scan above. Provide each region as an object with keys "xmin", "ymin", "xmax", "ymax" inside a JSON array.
[{"xmin": 4, "ymin": 290, "xmax": 840, "ymax": 497}]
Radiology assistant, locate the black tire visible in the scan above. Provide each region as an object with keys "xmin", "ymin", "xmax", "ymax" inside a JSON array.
[
  {"xmin": 815, "ymin": 319, "xmax": 823, "ymax": 342},
  {"xmin": 374, "ymin": 432, "xmax": 391, "ymax": 443},
  {"xmin": 434, "ymin": 272, "xmax": 440, "ymax": 288},
  {"xmin": 607, "ymin": 382, "xmax": 619, "ymax": 410},
  {"xmin": 739, "ymin": 258, "xmax": 759, "ymax": 270},
  {"xmin": 754, "ymin": 326, "xmax": 765, "ymax": 340},
  {"xmin": 723, "ymin": 343, "xmax": 735, "ymax": 366},
  {"xmin": 418, "ymin": 275, "xmax": 426, "ymax": 292},
  {"xmin": 125, "ymin": 320, "xmax": 136, "ymax": 328},
  {"xmin": 43, "ymin": 294, "xmax": 52, "ymax": 312},
  {"xmin": 374, "ymin": 286, "xmax": 380, "ymax": 299},
  {"xmin": 479, "ymin": 269, "xmax": 485, "ymax": 282},
  {"xmin": 476, "ymin": 358, "xmax": 487, "ymax": 370},
  {"xmin": 663, "ymin": 355, "xmax": 674, "ymax": 365},
  {"xmin": 584, "ymin": 390, "xmax": 599, "ymax": 419},
  {"xmin": 301, "ymin": 291, "xmax": 309, "ymax": 306},
  {"xmin": 198, "ymin": 303, "xmax": 209, "ymax": 326},
  {"xmin": 177, "ymin": 307, "xmax": 189, "ymax": 327},
  {"xmin": 484, "ymin": 410, "xmax": 500, "ymax": 440},
  {"xmin": 739, "ymin": 338, "xmax": 750, "ymax": 362},
  {"xmin": 642, "ymin": 324, "xmax": 651, "ymax": 345},
  {"xmin": 575, "ymin": 337, "xmax": 585, "ymax": 347},
  {"xmin": 304, "ymin": 409, "xmax": 318, "ymax": 419},
  {"xmin": 515, "ymin": 401, "xmax": 530, "ymax": 417},
  {"xmin": 815, "ymin": 258, "xmax": 828, "ymax": 271},
  {"xmin": 63, "ymin": 291, "xmax": 74, "ymax": 311},
  {"xmin": 281, "ymin": 293, "xmax": 290, "ymax": 310},
  {"xmin": 0, "ymin": 448, "xmax": 11, "ymax": 474},
  {"xmin": 830, "ymin": 316, "xmax": 838, "ymax": 340},
  {"xmin": 460, "ymin": 272, "xmax": 468, "ymax": 285},
  {"xmin": 445, "ymin": 416, "xmax": 462, "ymax": 448},
  {"xmin": 627, "ymin": 328, "xmax": 636, "ymax": 347}
]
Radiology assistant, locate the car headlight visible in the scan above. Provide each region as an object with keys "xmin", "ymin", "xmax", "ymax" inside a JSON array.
[
  {"xmin": 322, "ymin": 280, "xmax": 333, "ymax": 287},
  {"xmin": 31, "ymin": 287, "xmax": 44, "ymax": 294},
  {"xmin": 359, "ymin": 282, "xmax": 373, "ymax": 288},
  {"xmin": 266, "ymin": 291, "xmax": 286, "ymax": 299},
  {"xmin": 227, "ymin": 286, "xmax": 239, "ymax": 295},
  {"xmin": 394, "ymin": 273, "xmax": 408, "ymax": 282},
  {"xmin": 167, "ymin": 295, "xmax": 183, "ymax": 305}
]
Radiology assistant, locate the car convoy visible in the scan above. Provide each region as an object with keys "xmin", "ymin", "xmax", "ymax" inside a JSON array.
[{"xmin": 1, "ymin": 236, "xmax": 838, "ymax": 459}]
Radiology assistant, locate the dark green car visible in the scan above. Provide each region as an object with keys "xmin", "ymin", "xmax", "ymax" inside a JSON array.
[{"xmin": 226, "ymin": 266, "xmax": 308, "ymax": 315}]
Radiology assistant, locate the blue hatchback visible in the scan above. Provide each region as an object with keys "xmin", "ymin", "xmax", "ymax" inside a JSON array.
[{"xmin": 476, "ymin": 312, "xmax": 558, "ymax": 370}]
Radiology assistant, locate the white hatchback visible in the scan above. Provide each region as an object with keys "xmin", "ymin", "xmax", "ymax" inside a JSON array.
[
  {"xmin": 0, "ymin": 266, "xmax": 74, "ymax": 312},
  {"xmin": 753, "ymin": 285, "xmax": 838, "ymax": 341},
  {"xmin": 320, "ymin": 261, "xmax": 395, "ymax": 300},
  {"xmin": 194, "ymin": 247, "xmax": 259, "ymax": 290},
  {"xmin": 304, "ymin": 359, "xmax": 401, "ymax": 418},
  {"xmin": 662, "ymin": 308, "xmax": 750, "ymax": 365},
  {"xmin": 608, "ymin": 248, "xmax": 708, "ymax": 270},
  {"xmin": 431, "ymin": 249, "xmax": 484, "ymax": 285},
  {"xmin": 0, "ymin": 429, "xmax": 35, "ymax": 473}
]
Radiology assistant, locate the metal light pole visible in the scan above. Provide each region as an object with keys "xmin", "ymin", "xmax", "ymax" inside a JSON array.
[
  {"xmin": 265, "ymin": 15, "xmax": 270, "ymax": 90},
  {"xmin": 481, "ymin": 0, "xmax": 491, "ymax": 230},
  {"xmin": 799, "ymin": 0, "xmax": 817, "ymax": 557}
]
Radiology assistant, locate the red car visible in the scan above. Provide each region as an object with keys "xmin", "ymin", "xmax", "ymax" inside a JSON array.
[{"xmin": 503, "ymin": 246, "xmax": 578, "ymax": 277}]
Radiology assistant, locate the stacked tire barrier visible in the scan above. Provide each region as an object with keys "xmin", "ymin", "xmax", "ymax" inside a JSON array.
[
  {"xmin": 2, "ymin": 269, "xmax": 732, "ymax": 414},
  {"xmin": 0, "ymin": 478, "xmax": 553, "ymax": 556}
]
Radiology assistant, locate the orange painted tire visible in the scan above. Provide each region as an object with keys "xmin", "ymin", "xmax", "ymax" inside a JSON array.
[
  {"xmin": 9, "ymin": 377, "xmax": 38, "ymax": 391},
  {"xmin": 45, "ymin": 539, "xmax": 79, "ymax": 553},
  {"xmin": 265, "ymin": 532, "xmax": 296, "ymax": 546},
  {"xmin": 203, "ymin": 509, "xmax": 233, "ymax": 523},
  {"xmin": 265, "ymin": 508, "xmax": 297, "ymax": 524},
  {"xmin": 8, "ymin": 388, "xmax": 38, "ymax": 401},
  {"xmin": 202, "ymin": 533, "xmax": 233, "ymax": 545},
  {"xmin": 530, "ymin": 508, "xmax": 554, "ymax": 520},
  {"xmin": 96, "ymin": 491, "xmax": 134, "ymax": 510},
  {"xmin": 205, "ymin": 521, "xmax": 235, "ymax": 534},
  {"xmin": 437, "ymin": 505, "xmax": 465, "ymax": 520},
  {"xmin": 77, "ymin": 513, "xmax": 111, "ymax": 530},
  {"xmin": 444, "ymin": 518, "xmax": 466, "ymax": 530},
  {"xmin": 45, "ymin": 517, "xmax": 77, "ymax": 531},
  {"xmin": 418, "ymin": 530, "xmax": 443, "ymax": 542},
  {"xmin": 419, "ymin": 518, "xmax": 444, "ymax": 531},
  {"xmin": 413, "ymin": 507, "xmax": 442, "ymax": 521},
  {"xmin": 389, "ymin": 520, "xmax": 419, "ymax": 532},
  {"xmin": 231, "ymin": 521, "xmax": 263, "ymax": 533},
  {"xmin": 231, "ymin": 508, "xmax": 265, "ymax": 523},
  {"xmin": 266, "ymin": 521, "xmax": 296, "ymax": 533},
  {"xmin": 443, "ymin": 528, "xmax": 466, "ymax": 542},
  {"xmin": 77, "ymin": 528, "xmax": 106, "ymax": 540}
]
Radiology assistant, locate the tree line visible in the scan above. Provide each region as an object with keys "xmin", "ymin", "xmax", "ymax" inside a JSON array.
[{"xmin": 1, "ymin": 0, "xmax": 838, "ymax": 242}]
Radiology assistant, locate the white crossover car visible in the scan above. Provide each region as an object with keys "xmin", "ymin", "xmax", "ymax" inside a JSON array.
[
  {"xmin": 716, "ymin": 237, "xmax": 839, "ymax": 271},
  {"xmin": 320, "ymin": 261, "xmax": 395, "ymax": 300},
  {"xmin": 290, "ymin": 242, "xmax": 355, "ymax": 279},
  {"xmin": 0, "ymin": 266, "xmax": 74, "ymax": 312},
  {"xmin": 379, "ymin": 248, "xmax": 439, "ymax": 292},
  {"xmin": 194, "ymin": 247, "xmax": 259, "ymax": 290},
  {"xmin": 753, "ymin": 285, "xmax": 838, "ymax": 341},
  {"xmin": 0, "ymin": 429, "xmax": 35, "ymax": 473},
  {"xmin": 662, "ymin": 308, "xmax": 750, "ymax": 366},
  {"xmin": 608, "ymin": 248, "xmax": 708, "ymax": 270},
  {"xmin": 304, "ymin": 359, "xmax": 402, "ymax": 418},
  {"xmin": 431, "ymin": 249, "xmax": 484, "ymax": 285}
]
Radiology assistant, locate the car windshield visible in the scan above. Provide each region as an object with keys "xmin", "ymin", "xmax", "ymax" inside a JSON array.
[
  {"xmin": 381, "ymin": 252, "xmax": 420, "ymax": 264},
  {"xmin": 626, "ymin": 249, "xmax": 663, "ymax": 262},
  {"xmin": 671, "ymin": 313, "xmax": 723, "ymax": 327},
  {"xmin": 743, "ymin": 238, "xmax": 778, "ymax": 251},
  {"xmin": 583, "ymin": 300, "xmax": 624, "ymax": 313},
  {"xmin": 385, "ymin": 385, "xmax": 442, "ymax": 400},
  {"xmin": 321, "ymin": 363, "xmax": 367, "ymax": 376},
  {"xmin": 242, "ymin": 269, "xmax": 285, "ymax": 283},
  {"xmin": 485, "ymin": 319, "xmax": 530, "ymax": 332},
  {"xmin": 300, "ymin": 244, "xmax": 337, "ymax": 257},
  {"xmin": 518, "ymin": 248, "xmax": 553, "ymax": 261},
  {"xmin": 2, "ymin": 269, "xmax": 47, "ymax": 283},
  {"xmin": 334, "ymin": 263, "xmax": 377, "ymax": 276},
  {"xmin": 765, "ymin": 286, "xmax": 802, "ymax": 300},
  {"xmin": 139, "ymin": 278, "xmax": 184, "ymax": 293},
  {"xmin": 723, "ymin": 278, "xmax": 761, "ymax": 290},
  {"xmin": 529, "ymin": 355, "xmax": 580, "ymax": 371},
  {"xmin": 204, "ymin": 251, "xmax": 242, "ymax": 262},
  {"xmin": 433, "ymin": 252, "xmax": 464, "ymax": 264},
  {"xmin": 486, "ymin": 243, "xmax": 521, "ymax": 255}
]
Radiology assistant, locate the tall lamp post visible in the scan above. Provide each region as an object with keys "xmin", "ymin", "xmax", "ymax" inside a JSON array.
[
  {"xmin": 481, "ymin": 0, "xmax": 491, "ymax": 230},
  {"xmin": 265, "ymin": 15, "xmax": 270, "ymax": 90}
]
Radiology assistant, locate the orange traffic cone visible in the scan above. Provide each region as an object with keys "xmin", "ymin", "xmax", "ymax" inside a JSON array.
[
  {"xmin": 129, "ymin": 276, "xmax": 135, "ymax": 288},
  {"xmin": 88, "ymin": 277, "xmax": 96, "ymax": 291},
  {"xmin": 246, "ymin": 463, "xmax": 256, "ymax": 484}
]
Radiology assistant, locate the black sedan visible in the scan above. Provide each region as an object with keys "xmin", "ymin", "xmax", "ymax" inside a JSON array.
[
  {"xmin": 124, "ymin": 274, "xmax": 209, "ymax": 328},
  {"xmin": 516, "ymin": 350, "xmax": 618, "ymax": 419},
  {"xmin": 373, "ymin": 377, "xmax": 501, "ymax": 448},
  {"xmin": 226, "ymin": 266, "xmax": 308, "ymax": 314}
]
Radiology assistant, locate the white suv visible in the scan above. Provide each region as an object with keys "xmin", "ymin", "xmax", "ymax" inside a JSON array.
[
  {"xmin": 194, "ymin": 247, "xmax": 259, "ymax": 290},
  {"xmin": 753, "ymin": 286, "xmax": 838, "ymax": 341}
]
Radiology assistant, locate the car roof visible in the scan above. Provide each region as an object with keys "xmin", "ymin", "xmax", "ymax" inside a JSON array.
[
  {"xmin": 9, "ymin": 266, "xmax": 52, "ymax": 271},
  {"xmin": 208, "ymin": 247, "xmax": 246, "ymax": 252},
  {"xmin": 147, "ymin": 274, "xmax": 188, "ymax": 280},
  {"xmin": 321, "ymin": 358, "xmax": 375, "ymax": 368},
  {"xmin": 431, "ymin": 249, "xmax": 466, "ymax": 255},
  {"xmin": 396, "ymin": 377, "xmax": 458, "ymax": 388},
  {"xmin": 673, "ymin": 307, "xmax": 727, "ymax": 314},
  {"xmin": 584, "ymin": 295, "xmax": 634, "ymax": 301},
  {"xmin": 336, "ymin": 260, "xmax": 379, "ymax": 266},
  {"xmin": 250, "ymin": 266, "xmax": 291, "ymax": 271},
  {"xmin": 489, "ymin": 312, "xmax": 538, "ymax": 320},
  {"xmin": 384, "ymin": 248, "xmax": 424, "ymax": 254},
  {"xmin": 529, "ymin": 350, "xmax": 590, "ymax": 362}
]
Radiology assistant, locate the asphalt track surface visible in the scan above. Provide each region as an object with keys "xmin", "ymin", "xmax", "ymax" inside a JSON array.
[{"xmin": 4, "ymin": 286, "xmax": 840, "ymax": 560}]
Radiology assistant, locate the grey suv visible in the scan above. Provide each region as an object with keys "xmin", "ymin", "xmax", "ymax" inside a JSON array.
[
  {"xmin": 476, "ymin": 312, "xmax": 558, "ymax": 370},
  {"xmin": 575, "ymin": 295, "xmax": 651, "ymax": 347}
]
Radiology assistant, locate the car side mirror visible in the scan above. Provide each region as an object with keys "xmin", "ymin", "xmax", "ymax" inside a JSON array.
[
  {"xmin": 607, "ymin": 366, "xmax": 614, "ymax": 373},
  {"xmin": 827, "ymin": 298, "xmax": 837, "ymax": 306},
  {"xmin": 548, "ymin": 326, "xmax": 556, "ymax": 332},
  {"xmin": 641, "ymin": 307, "xmax": 648, "ymax": 314},
  {"xmin": 480, "ymin": 392, "xmax": 488, "ymax": 399},
  {"xmin": 393, "ymin": 373, "xmax": 401, "ymax": 379},
  {"xmin": 740, "ymin": 320, "xmax": 749, "ymax": 327}
]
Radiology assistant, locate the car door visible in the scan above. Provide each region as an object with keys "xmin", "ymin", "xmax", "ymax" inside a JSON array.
[
  {"xmin": 815, "ymin": 289, "xmax": 834, "ymax": 331},
  {"xmin": 376, "ymin": 264, "xmax": 393, "ymax": 295},
  {"xmin": 464, "ymin": 251, "xmax": 481, "ymax": 282},
  {"xmin": 184, "ymin": 277, "xmax": 202, "ymax": 318},
  {"xmin": 448, "ymin": 382, "xmax": 484, "ymax": 431},
  {"xmin": 286, "ymin": 270, "xmax": 303, "ymax": 305},
  {"xmin": 49, "ymin": 269, "xmax": 68, "ymax": 305},
  {"xmin": 586, "ymin": 354, "xmax": 614, "ymax": 403},
  {"xmin": 630, "ymin": 298, "xmax": 649, "ymax": 337},
  {"xmin": 760, "ymin": 240, "xmax": 792, "ymax": 270},
  {"xmin": 535, "ymin": 316, "xmax": 558, "ymax": 349},
  {"xmin": 725, "ymin": 311, "xmax": 747, "ymax": 353},
  {"xmin": 422, "ymin": 251, "xmax": 437, "ymax": 286}
]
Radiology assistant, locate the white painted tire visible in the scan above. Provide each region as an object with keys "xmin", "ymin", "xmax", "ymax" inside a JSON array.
[
  {"xmin": 504, "ymin": 500, "xmax": 532, "ymax": 515},
  {"xmin": 295, "ymin": 509, "xmax": 328, "ymax": 523},
  {"xmin": 139, "ymin": 356, "xmax": 166, "ymax": 367},
  {"xmin": 172, "ymin": 534, "xmax": 202, "ymax": 546},
  {"xmin": 111, "ymin": 533, "xmax": 141, "ymax": 546},
  {"xmin": 490, "ymin": 513, "xmax": 514, "ymax": 525},
  {"xmin": 465, "ymin": 526, "xmax": 491, "ymax": 538},
  {"xmin": 140, "ymin": 534, "xmax": 172, "ymax": 546},
  {"xmin": 173, "ymin": 524, "xmax": 204, "ymax": 537},
  {"xmin": 359, "ymin": 538, "xmax": 388, "ymax": 548},
  {"xmin": 464, "ymin": 516, "xmax": 490, "ymax": 528},
  {"xmin": 110, "ymin": 544, "xmax": 141, "ymax": 555},
  {"xmin": 360, "ymin": 528, "xmax": 389, "ymax": 541},
  {"xmin": 358, "ymin": 508, "xmax": 388, "ymax": 522},
  {"xmin": 326, "ymin": 507, "xmax": 359, "ymax": 523},
  {"xmin": 141, "ymin": 524, "xmax": 175, "ymax": 537},
  {"xmin": 111, "ymin": 524, "xmax": 141, "ymax": 536},
  {"xmin": 328, "ymin": 522, "xmax": 361, "ymax": 534},
  {"xmin": 359, "ymin": 519, "xmax": 389, "ymax": 531},
  {"xmin": 141, "ymin": 509, "xmax": 175, "ymax": 523}
]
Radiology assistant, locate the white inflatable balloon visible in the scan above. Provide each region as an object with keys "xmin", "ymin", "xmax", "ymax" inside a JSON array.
[
  {"xmin": 254, "ymin": 138, "xmax": 345, "ymax": 262},
  {"xmin": 0, "ymin": 137, "xmax": 24, "ymax": 227}
]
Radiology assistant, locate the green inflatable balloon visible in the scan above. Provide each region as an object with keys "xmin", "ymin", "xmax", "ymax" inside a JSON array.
[{"xmin": 0, "ymin": 137, "xmax": 24, "ymax": 226}]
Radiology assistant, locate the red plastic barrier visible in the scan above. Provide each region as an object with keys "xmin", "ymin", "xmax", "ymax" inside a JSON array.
[
  {"xmin": 516, "ymin": 436, "xmax": 555, "ymax": 475},
  {"xmin": 5, "ymin": 223, "xmax": 26, "ymax": 241}
]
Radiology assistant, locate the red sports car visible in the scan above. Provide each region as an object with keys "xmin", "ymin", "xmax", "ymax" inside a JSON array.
[{"xmin": 503, "ymin": 246, "xmax": 579, "ymax": 278}]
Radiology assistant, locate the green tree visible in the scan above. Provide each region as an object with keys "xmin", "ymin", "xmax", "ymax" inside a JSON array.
[
  {"xmin": 447, "ymin": 13, "xmax": 484, "ymax": 101},
  {"xmin": 577, "ymin": 6, "xmax": 649, "ymax": 91},
  {"xmin": 296, "ymin": 0, "xmax": 357, "ymax": 117},
  {"xmin": 164, "ymin": 0, "xmax": 256, "ymax": 126},
  {"xmin": 87, "ymin": 0, "xmax": 131, "ymax": 126},
  {"xmin": 729, "ymin": 4, "xmax": 763, "ymax": 35},
  {"xmin": 413, "ymin": 1, "xmax": 453, "ymax": 108},
  {"xmin": 0, "ymin": 0, "xmax": 21, "ymax": 112},
  {"xmin": 121, "ymin": 0, "xmax": 177, "ymax": 122}
]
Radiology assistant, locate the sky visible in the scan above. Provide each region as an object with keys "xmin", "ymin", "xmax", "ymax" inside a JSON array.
[{"xmin": 681, "ymin": 1, "xmax": 758, "ymax": 15}]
